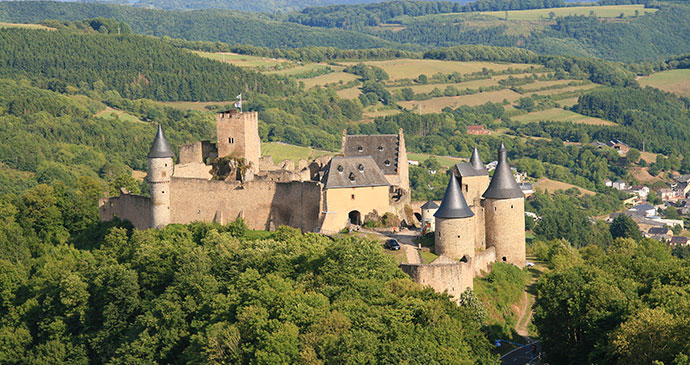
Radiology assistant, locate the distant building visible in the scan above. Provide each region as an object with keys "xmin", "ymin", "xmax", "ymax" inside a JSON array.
[
  {"xmin": 607, "ymin": 139, "xmax": 630, "ymax": 155},
  {"xmin": 612, "ymin": 180, "xmax": 627, "ymax": 191},
  {"xmin": 629, "ymin": 203, "xmax": 656, "ymax": 218},
  {"xmin": 466, "ymin": 125, "xmax": 491, "ymax": 135},
  {"xmin": 519, "ymin": 182, "xmax": 534, "ymax": 195},
  {"xmin": 670, "ymin": 236, "xmax": 689, "ymax": 247}
]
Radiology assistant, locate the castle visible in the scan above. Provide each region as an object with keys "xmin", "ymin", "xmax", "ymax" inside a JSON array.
[
  {"xmin": 99, "ymin": 109, "xmax": 525, "ymax": 301},
  {"xmin": 99, "ymin": 110, "xmax": 410, "ymax": 234},
  {"xmin": 401, "ymin": 144, "xmax": 526, "ymax": 300}
]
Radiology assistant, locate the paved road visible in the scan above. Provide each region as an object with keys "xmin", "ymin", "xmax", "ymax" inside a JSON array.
[{"xmin": 501, "ymin": 341, "xmax": 541, "ymax": 365}]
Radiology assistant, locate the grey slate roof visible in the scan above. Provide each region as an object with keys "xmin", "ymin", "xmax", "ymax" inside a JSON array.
[
  {"xmin": 470, "ymin": 147, "xmax": 489, "ymax": 174},
  {"xmin": 648, "ymin": 227, "xmax": 670, "ymax": 235},
  {"xmin": 434, "ymin": 175, "xmax": 474, "ymax": 219},
  {"xmin": 482, "ymin": 143, "xmax": 524, "ymax": 199},
  {"xmin": 421, "ymin": 200, "xmax": 439, "ymax": 210},
  {"xmin": 343, "ymin": 134, "xmax": 400, "ymax": 175},
  {"xmin": 321, "ymin": 156, "xmax": 390, "ymax": 189},
  {"xmin": 148, "ymin": 125, "xmax": 175, "ymax": 159}
]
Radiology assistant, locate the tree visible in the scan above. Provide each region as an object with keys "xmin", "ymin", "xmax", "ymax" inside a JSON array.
[
  {"xmin": 626, "ymin": 148, "xmax": 640, "ymax": 165},
  {"xmin": 549, "ymin": 11, "xmax": 556, "ymax": 20},
  {"xmin": 610, "ymin": 215, "xmax": 642, "ymax": 241}
]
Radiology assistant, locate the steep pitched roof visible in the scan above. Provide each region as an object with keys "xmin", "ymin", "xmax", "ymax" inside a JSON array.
[
  {"xmin": 421, "ymin": 200, "xmax": 439, "ymax": 210},
  {"xmin": 455, "ymin": 148, "xmax": 489, "ymax": 177},
  {"xmin": 343, "ymin": 134, "xmax": 400, "ymax": 175},
  {"xmin": 148, "ymin": 125, "xmax": 175, "ymax": 159},
  {"xmin": 434, "ymin": 175, "xmax": 474, "ymax": 219},
  {"xmin": 482, "ymin": 143, "xmax": 524, "ymax": 199},
  {"xmin": 321, "ymin": 156, "xmax": 390, "ymax": 189}
]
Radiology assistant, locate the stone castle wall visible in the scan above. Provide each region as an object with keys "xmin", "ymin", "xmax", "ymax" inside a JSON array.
[
  {"xmin": 474, "ymin": 246, "xmax": 496, "ymax": 275},
  {"xmin": 99, "ymin": 193, "xmax": 152, "ymax": 230},
  {"xmin": 320, "ymin": 185, "xmax": 391, "ymax": 233},
  {"xmin": 460, "ymin": 175, "xmax": 489, "ymax": 250},
  {"xmin": 434, "ymin": 216, "xmax": 475, "ymax": 260},
  {"xmin": 216, "ymin": 111, "xmax": 260, "ymax": 168},
  {"xmin": 169, "ymin": 177, "xmax": 323, "ymax": 232},
  {"xmin": 484, "ymin": 197, "xmax": 526, "ymax": 267},
  {"xmin": 400, "ymin": 257, "xmax": 474, "ymax": 301}
]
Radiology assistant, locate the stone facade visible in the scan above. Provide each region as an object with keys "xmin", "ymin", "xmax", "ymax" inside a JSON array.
[
  {"xmin": 98, "ymin": 190, "xmax": 151, "ymax": 230},
  {"xmin": 400, "ymin": 257, "xmax": 474, "ymax": 300},
  {"xmin": 216, "ymin": 110, "xmax": 260, "ymax": 168},
  {"xmin": 434, "ymin": 216, "xmax": 475, "ymax": 260},
  {"xmin": 321, "ymin": 185, "xmax": 391, "ymax": 233},
  {"xmin": 484, "ymin": 197, "xmax": 526, "ymax": 267},
  {"xmin": 148, "ymin": 156, "xmax": 173, "ymax": 229}
]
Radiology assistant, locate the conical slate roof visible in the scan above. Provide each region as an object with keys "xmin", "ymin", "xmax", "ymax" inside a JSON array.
[
  {"xmin": 482, "ymin": 143, "xmax": 524, "ymax": 199},
  {"xmin": 421, "ymin": 200, "xmax": 439, "ymax": 210},
  {"xmin": 147, "ymin": 125, "xmax": 175, "ymax": 159},
  {"xmin": 469, "ymin": 147, "xmax": 489, "ymax": 175},
  {"xmin": 434, "ymin": 174, "xmax": 474, "ymax": 219}
]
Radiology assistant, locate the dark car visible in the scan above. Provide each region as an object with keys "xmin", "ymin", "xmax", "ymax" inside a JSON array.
[{"xmin": 384, "ymin": 239, "xmax": 401, "ymax": 250}]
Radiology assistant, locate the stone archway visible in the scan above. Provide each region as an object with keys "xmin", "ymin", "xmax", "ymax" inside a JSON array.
[{"xmin": 348, "ymin": 210, "xmax": 362, "ymax": 225}]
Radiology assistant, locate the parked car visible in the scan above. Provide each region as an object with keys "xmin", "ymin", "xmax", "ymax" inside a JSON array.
[
  {"xmin": 526, "ymin": 261, "xmax": 535, "ymax": 267},
  {"xmin": 384, "ymin": 239, "xmax": 401, "ymax": 250}
]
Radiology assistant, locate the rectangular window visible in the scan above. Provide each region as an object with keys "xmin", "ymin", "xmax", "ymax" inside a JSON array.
[
  {"xmin": 351, "ymin": 194, "xmax": 355, "ymax": 200},
  {"xmin": 229, "ymin": 137, "xmax": 234, "ymax": 144}
]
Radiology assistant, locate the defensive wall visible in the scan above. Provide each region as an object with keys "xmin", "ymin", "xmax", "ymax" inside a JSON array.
[
  {"xmin": 168, "ymin": 177, "xmax": 323, "ymax": 232},
  {"xmin": 400, "ymin": 255, "xmax": 475, "ymax": 301},
  {"xmin": 98, "ymin": 191, "xmax": 152, "ymax": 230}
]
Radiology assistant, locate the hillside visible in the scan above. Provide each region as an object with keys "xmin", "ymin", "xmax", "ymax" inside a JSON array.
[{"xmin": 0, "ymin": 1, "xmax": 404, "ymax": 49}]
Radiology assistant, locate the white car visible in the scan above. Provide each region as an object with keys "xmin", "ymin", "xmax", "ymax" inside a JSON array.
[{"xmin": 526, "ymin": 261, "xmax": 535, "ymax": 267}]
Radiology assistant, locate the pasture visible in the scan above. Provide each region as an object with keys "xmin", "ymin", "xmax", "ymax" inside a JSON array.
[
  {"xmin": 389, "ymin": 78, "xmax": 502, "ymax": 94},
  {"xmin": 639, "ymin": 69, "xmax": 690, "ymax": 97},
  {"xmin": 399, "ymin": 89, "xmax": 522, "ymax": 113},
  {"xmin": 340, "ymin": 59, "xmax": 536, "ymax": 80},
  {"xmin": 0, "ymin": 22, "xmax": 54, "ymax": 30},
  {"xmin": 480, "ymin": 5, "xmax": 656, "ymax": 20},
  {"xmin": 95, "ymin": 107, "xmax": 144, "ymax": 124},
  {"xmin": 158, "ymin": 101, "xmax": 232, "ymax": 111},
  {"xmin": 301, "ymin": 71, "xmax": 358, "ymax": 89},
  {"xmin": 336, "ymin": 86, "xmax": 362, "ymax": 99},
  {"xmin": 261, "ymin": 142, "xmax": 331, "ymax": 164},
  {"xmin": 510, "ymin": 108, "xmax": 616, "ymax": 126},
  {"xmin": 533, "ymin": 178, "xmax": 595, "ymax": 196},
  {"xmin": 193, "ymin": 51, "xmax": 288, "ymax": 69},
  {"xmin": 407, "ymin": 152, "xmax": 464, "ymax": 168}
]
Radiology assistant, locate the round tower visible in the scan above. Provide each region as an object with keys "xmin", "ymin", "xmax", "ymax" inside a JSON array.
[
  {"xmin": 148, "ymin": 125, "xmax": 175, "ymax": 229},
  {"xmin": 434, "ymin": 174, "xmax": 475, "ymax": 260},
  {"xmin": 482, "ymin": 143, "xmax": 526, "ymax": 267},
  {"xmin": 421, "ymin": 200, "xmax": 439, "ymax": 232}
]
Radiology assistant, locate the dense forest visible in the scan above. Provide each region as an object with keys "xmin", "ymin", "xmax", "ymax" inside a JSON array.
[
  {"xmin": 0, "ymin": 28, "xmax": 293, "ymax": 101},
  {"xmin": 1, "ymin": 1, "xmax": 690, "ymax": 61}
]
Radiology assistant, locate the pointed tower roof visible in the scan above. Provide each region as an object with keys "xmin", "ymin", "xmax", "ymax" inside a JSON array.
[
  {"xmin": 434, "ymin": 174, "xmax": 474, "ymax": 219},
  {"xmin": 482, "ymin": 143, "xmax": 524, "ymax": 199},
  {"xmin": 147, "ymin": 125, "xmax": 175, "ymax": 159},
  {"xmin": 470, "ymin": 147, "xmax": 489, "ymax": 175},
  {"xmin": 421, "ymin": 200, "xmax": 439, "ymax": 210}
]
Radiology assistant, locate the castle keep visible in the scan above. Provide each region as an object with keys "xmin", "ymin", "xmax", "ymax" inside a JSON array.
[
  {"xmin": 99, "ymin": 111, "xmax": 410, "ymax": 233},
  {"xmin": 401, "ymin": 144, "xmax": 526, "ymax": 300}
]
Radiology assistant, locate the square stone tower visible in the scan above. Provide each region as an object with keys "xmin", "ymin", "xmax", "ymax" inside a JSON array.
[{"xmin": 216, "ymin": 110, "xmax": 261, "ymax": 168}]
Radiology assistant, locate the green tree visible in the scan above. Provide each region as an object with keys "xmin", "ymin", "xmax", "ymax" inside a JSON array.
[{"xmin": 610, "ymin": 215, "xmax": 642, "ymax": 241}]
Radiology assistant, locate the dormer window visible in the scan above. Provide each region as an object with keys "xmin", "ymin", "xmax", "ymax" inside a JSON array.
[
  {"xmin": 349, "ymin": 172, "xmax": 355, "ymax": 181},
  {"xmin": 384, "ymin": 160, "xmax": 391, "ymax": 166},
  {"xmin": 357, "ymin": 146, "xmax": 363, "ymax": 152},
  {"xmin": 357, "ymin": 164, "xmax": 364, "ymax": 172},
  {"xmin": 378, "ymin": 146, "xmax": 384, "ymax": 151},
  {"xmin": 337, "ymin": 165, "xmax": 344, "ymax": 173}
]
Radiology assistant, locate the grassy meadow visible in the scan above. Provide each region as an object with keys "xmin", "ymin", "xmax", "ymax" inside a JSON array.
[
  {"xmin": 261, "ymin": 142, "xmax": 331, "ymax": 164},
  {"xmin": 399, "ymin": 89, "xmax": 521, "ymax": 113},
  {"xmin": 639, "ymin": 69, "xmax": 690, "ymax": 97},
  {"xmin": 340, "ymin": 59, "xmax": 536, "ymax": 80},
  {"xmin": 480, "ymin": 4, "xmax": 656, "ymax": 20},
  {"xmin": 0, "ymin": 22, "xmax": 54, "ymax": 30},
  {"xmin": 533, "ymin": 177, "xmax": 595, "ymax": 196},
  {"xmin": 510, "ymin": 108, "xmax": 616, "ymax": 126}
]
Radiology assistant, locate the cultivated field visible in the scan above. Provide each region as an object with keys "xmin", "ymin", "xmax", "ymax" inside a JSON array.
[
  {"xmin": 0, "ymin": 22, "xmax": 54, "ymax": 30},
  {"xmin": 533, "ymin": 177, "xmax": 595, "ymax": 196},
  {"xmin": 389, "ymin": 78, "xmax": 502, "ymax": 94},
  {"xmin": 193, "ymin": 51, "xmax": 288, "ymax": 69},
  {"xmin": 480, "ymin": 5, "xmax": 656, "ymax": 20},
  {"xmin": 336, "ymin": 86, "xmax": 362, "ymax": 99},
  {"xmin": 407, "ymin": 153, "xmax": 464, "ymax": 168},
  {"xmin": 340, "ymin": 59, "xmax": 536, "ymax": 80},
  {"xmin": 268, "ymin": 63, "xmax": 333, "ymax": 76},
  {"xmin": 510, "ymin": 108, "xmax": 616, "ymax": 126},
  {"xmin": 301, "ymin": 71, "xmax": 358, "ymax": 89},
  {"xmin": 158, "ymin": 101, "xmax": 233, "ymax": 111},
  {"xmin": 518, "ymin": 80, "xmax": 579, "ymax": 92},
  {"xmin": 527, "ymin": 84, "xmax": 598, "ymax": 96},
  {"xmin": 557, "ymin": 97, "xmax": 580, "ymax": 107},
  {"xmin": 399, "ymin": 89, "xmax": 521, "ymax": 113},
  {"xmin": 639, "ymin": 69, "xmax": 690, "ymax": 97}
]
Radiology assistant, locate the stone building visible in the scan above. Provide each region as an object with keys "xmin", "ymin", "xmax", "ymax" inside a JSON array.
[
  {"xmin": 99, "ymin": 111, "xmax": 409, "ymax": 233},
  {"xmin": 401, "ymin": 144, "xmax": 526, "ymax": 300}
]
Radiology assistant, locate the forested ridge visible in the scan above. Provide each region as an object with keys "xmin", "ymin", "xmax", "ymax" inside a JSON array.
[{"xmin": 0, "ymin": 28, "xmax": 293, "ymax": 102}]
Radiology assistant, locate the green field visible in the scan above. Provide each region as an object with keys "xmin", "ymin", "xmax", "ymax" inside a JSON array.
[
  {"xmin": 510, "ymin": 108, "xmax": 616, "ymax": 125},
  {"xmin": 261, "ymin": 142, "xmax": 331, "ymax": 164},
  {"xmin": 481, "ymin": 4, "xmax": 656, "ymax": 20},
  {"xmin": 341, "ymin": 59, "xmax": 536, "ymax": 80},
  {"xmin": 407, "ymin": 152, "xmax": 464, "ymax": 168},
  {"xmin": 0, "ymin": 22, "xmax": 54, "ymax": 30},
  {"xmin": 267, "ymin": 63, "xmax": 334, "ymax": 76},
  {"xmin": 399, "ymin": 89, "xmax": 521, "ymax": 113},
  {"xmin": 193, "ymin": 51, "xmax": 289, "ymax": 69},
  {"xmin": 336, "ymin": 86, "xmax": 362, "ymax": 99},
  {"xmin": 158, "ymin": 100, "xmax": 233, "ymax": 111},
  {"xmin": 301, "ymin": 70, "xmax": 358, "ymax": 88},
  {"xmin": 95, "ymin": 107, "xmax": 144, "ymax": 124},
  {"xmin": 639, "ymin": 69, "xmax": 690, "ymax": 97}
]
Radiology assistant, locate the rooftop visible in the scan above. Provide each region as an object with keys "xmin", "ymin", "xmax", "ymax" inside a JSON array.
[
  {"xmin": 343, "ymin": 133, "xmax": 401, "ymax": 175},
  {"xmin": 148, "ymin": 125, "xmax": 175, "ymax": 159},
  {"xmin": 483, "ymin": 143, "xmax": 524, "ymax": 200},
  {"xmin": 434, "ymin": 175, "xmax": 474, "ymax": 219},
  {"xmin": 321, "ymin": 156, "xmax": 390, "ymax": 189}
]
